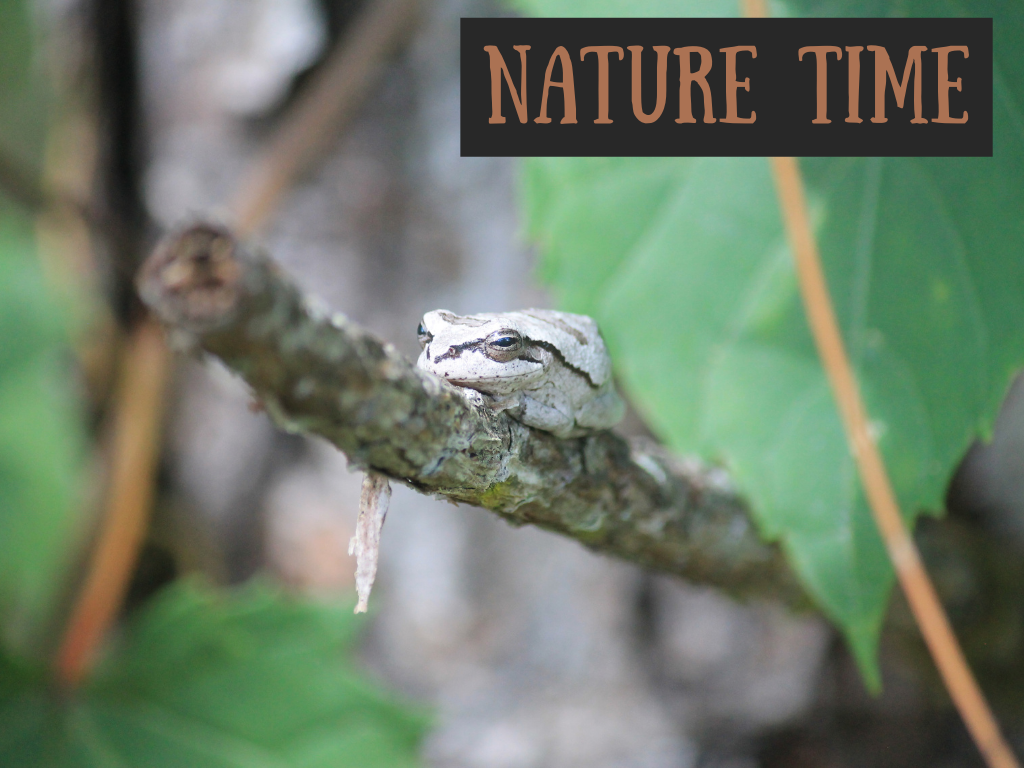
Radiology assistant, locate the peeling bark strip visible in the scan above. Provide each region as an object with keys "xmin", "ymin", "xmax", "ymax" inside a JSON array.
[
  {"xmin": 351, "ymin": 473, "xmax": 391, "ymax": 613},
  {"xmin": 137, "ymin": 223, "xmax": 808, "ymax": 607}
]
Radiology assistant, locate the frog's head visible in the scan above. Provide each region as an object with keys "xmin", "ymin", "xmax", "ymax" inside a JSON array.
[{"xmin": 415, "ymin": 310, "xmax": 550, "ymax": 395}]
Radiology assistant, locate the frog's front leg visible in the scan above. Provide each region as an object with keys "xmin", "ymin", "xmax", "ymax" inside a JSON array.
[
  {"xmin": 479, "ymin": 390, "xmax": 524, "ymax": 414},
  {"xmin": 517, "ymin": 394, "xmax": 577, "ymax": 438},
  {"xmin": 575, "ymin": 387, "xmax": 626, "ymax": 431},
  {"xmin": 469, "ymin": 387, "xmax": 576, "ymax": 437}
]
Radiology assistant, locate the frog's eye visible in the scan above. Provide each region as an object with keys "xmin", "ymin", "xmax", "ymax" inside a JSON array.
[
  {"xmin": 484, "ymin": 329, "xmax": 523, "ymax": 362},
  {"xmin": 417, "ymin": 322, "xmax": 432, "ymax": 349}
]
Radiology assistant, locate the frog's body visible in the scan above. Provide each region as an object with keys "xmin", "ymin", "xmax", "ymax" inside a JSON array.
[{"xmin": 415, "ymin": 308, "xmax": 624, "ymax": 438}]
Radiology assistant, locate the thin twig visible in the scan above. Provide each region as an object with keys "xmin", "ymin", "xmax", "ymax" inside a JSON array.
[
  {"xmin": 2, "ymin": 125, "xmax": 170, "ymax": 690},
  {"xmin": 740, "ymin": 0, "xmax": 769, "ymax": 18},
  {"xmin": 55, "ymin": 320, "xmax": 170, "ymax": 686},
  {"xmin": 742, "ymin": 6, "xmax": 1018, "ymax": 766},
  {"xmin": 768, "ymin": 155, "xmax": 1020, "ymax": 768},
  {"xmin": 231, "ymin": 0, "xmax": 419, "ymax": 237}
]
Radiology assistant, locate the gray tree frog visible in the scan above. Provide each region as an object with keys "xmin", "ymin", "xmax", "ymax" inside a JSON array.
[{"xmin": 415, "ymin": 308, "xmax": 625, "ymax": 438}]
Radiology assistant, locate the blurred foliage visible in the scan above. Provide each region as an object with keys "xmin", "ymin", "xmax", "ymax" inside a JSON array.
[
  {"xmin": 0, "ymin": 2, "xmax": 427, "ymax": 766},
  {"xmin": 0, "ymin": 0, "xmax": 87, "ymax": 653},
  {"xmin": 0, "ymin": 581, "xmax": 427, "ymax": 767},
  {"xmin": 518, "ymin": 0, "xmax": 1024, "ymax": 687},
  {"xmin": 0, "ymin": 0, "xmax": 50, "ymax": 159}
]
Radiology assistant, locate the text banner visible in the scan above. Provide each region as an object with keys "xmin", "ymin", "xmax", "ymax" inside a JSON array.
[{"xmin": 460, "ymin": 17, "xmax": 992, "ymax": 157}]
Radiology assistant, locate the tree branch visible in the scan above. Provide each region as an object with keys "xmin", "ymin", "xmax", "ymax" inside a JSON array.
[{"xmin": 137, "ymin": 222, "xmax": 809, "ymax": 608}]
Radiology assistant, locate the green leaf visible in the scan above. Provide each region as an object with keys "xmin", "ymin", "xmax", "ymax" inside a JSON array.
[
  {"xmin": 0, "ymin": 0, "xmax": 87, "ymax": 654},
  {"xmin": 0, "ymin": 582, "xmax": 428, "ymax": 768},
  {"xmin": 518, "ymin": 2, "xmax": 1024, "ymax": 686}
]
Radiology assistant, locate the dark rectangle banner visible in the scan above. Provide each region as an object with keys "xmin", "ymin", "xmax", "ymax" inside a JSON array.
[{"xmin": 460, "ymin": 17, "xmax": 992, "ymax": 157}]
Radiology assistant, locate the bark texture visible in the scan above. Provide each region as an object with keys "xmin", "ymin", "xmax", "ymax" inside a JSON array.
[{"xmin": 138, "ymin": 222, "xmax": 809, "ymax": 608}]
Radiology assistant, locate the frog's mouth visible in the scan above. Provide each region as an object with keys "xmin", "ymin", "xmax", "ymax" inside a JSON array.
[
  {"xmin": 444, "ymin": 368, "xmax": 541, "ymax": 388},
  {"xmin": 439, "ymin": 362, "xmax": 545, "ymax": 395}
]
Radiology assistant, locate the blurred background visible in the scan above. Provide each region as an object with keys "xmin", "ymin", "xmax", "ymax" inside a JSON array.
[{"xmin": 2, "ymin": 0, "xmax": 1024, "ymax": 766}]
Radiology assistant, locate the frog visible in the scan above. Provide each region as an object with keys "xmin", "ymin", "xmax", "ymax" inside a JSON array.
[{"xmin": 415, "ymin": 308, "xmax": 625, "ymax": 438}]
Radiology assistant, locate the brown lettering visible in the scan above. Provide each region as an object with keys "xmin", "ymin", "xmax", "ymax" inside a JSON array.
[
  {"xmin": 799, "ymin": 46, "xmax": 842, "ymax": 124},
  {"xmin": 845, "ymin": 46, "xmax": 864, "ymax": 123},
  {"xmin": 932, "ymin": 45, "xmax": 969, "ymax": 123},
  {"xmin": 535, "ymin": 46, "xmax": 578, "ymax": 124},
  {"xmin": 674, "ymin": 46, "xmax": 715, "ymax": 124},
  {"xmin": 868, "ymin": 45, "xmax": 928, "ymax": 123},
  {"xmin": 720, "ymin": 45, "xmax": 757, "ymax": 123},
  {"xmin": 484, "ymin": 45, "xmax": 530, "ymax": 124},
  {"xmin": 627, "ymin": 45, "xmax": 669, "ymax": 123},
  {"xmin": 580, "ymin": 46, "xmax": 624, "ymax": 123}
]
